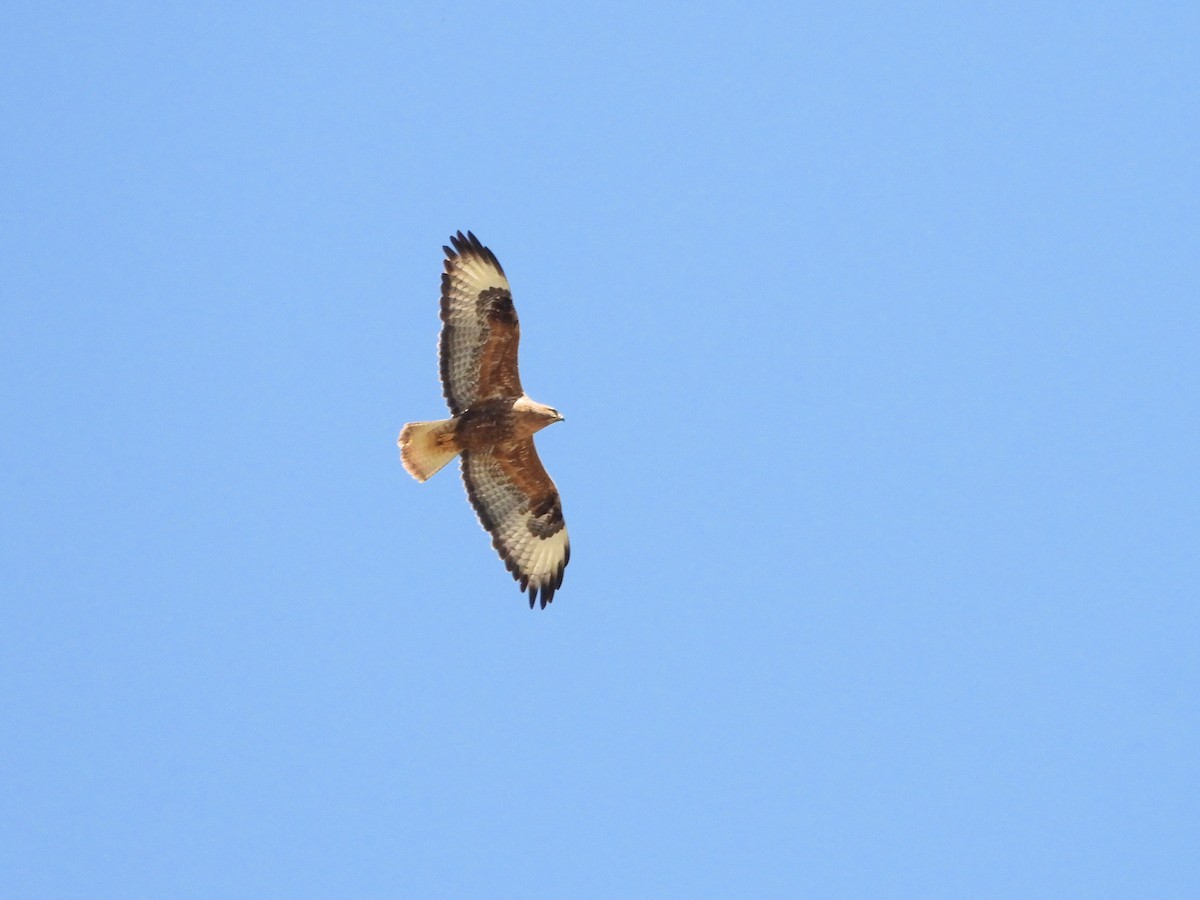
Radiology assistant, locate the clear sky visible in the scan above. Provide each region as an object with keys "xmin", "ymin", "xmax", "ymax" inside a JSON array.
[{"xmin": 2, "ymin": 2, "xmax": 1197, "ymax": 897}]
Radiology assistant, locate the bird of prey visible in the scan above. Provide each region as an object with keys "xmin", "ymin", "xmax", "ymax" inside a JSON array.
[{"xmin": 398, "ymin": 231, "xmax": 569, "ymax": 608}]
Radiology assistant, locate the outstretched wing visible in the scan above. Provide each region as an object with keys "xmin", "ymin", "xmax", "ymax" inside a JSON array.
[
  {"xmin": 439, "ymin": 231, "xmax": 523, "ymax": 416},
  {"xmin": 461, "ymin": 440, "xmax": 570, "ymax": 609}
]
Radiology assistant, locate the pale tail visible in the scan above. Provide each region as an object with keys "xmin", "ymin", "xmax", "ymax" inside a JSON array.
[{"xmin": 398, "ymin": 419, "xmax": 460, "ymax": 482}]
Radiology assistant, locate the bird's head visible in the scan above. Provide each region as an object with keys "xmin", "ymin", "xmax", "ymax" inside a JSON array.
[{"xmin": 514, "ymin": 396, "xmax": 565, "ymax": 432}]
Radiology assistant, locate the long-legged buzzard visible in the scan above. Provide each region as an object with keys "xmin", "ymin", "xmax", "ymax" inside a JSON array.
[{"xmin": 398, "ymin": 232, "xmax": 569, "ymax": 609}]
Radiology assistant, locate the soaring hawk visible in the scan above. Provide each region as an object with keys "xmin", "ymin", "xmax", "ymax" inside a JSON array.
[{"xmin": 398, "ymin": 232, "xmax": 569, "ymax": 608}]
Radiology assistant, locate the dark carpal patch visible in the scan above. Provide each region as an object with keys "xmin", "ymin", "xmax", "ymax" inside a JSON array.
[
  {"xmin": 527, "ymin": 495, "xmax": 564, "ymax": 538},
  {"xmin": 481, "ymin": 287, "xmax": 516, "ymax": 325}
]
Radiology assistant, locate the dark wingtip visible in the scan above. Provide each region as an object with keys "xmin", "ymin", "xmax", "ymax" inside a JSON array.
[
  {"xmin": 445, "ymin": 231, "xmax": 470, "ymax": 258},
  {"xmin": 444, "ymin": 230, "xmax": 504, "ymax": 275}
]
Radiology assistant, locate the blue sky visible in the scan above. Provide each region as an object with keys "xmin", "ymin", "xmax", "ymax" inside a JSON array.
[{"xmin": 2, "ymin": 2, "xmax": 1197, "ymax": 896}]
